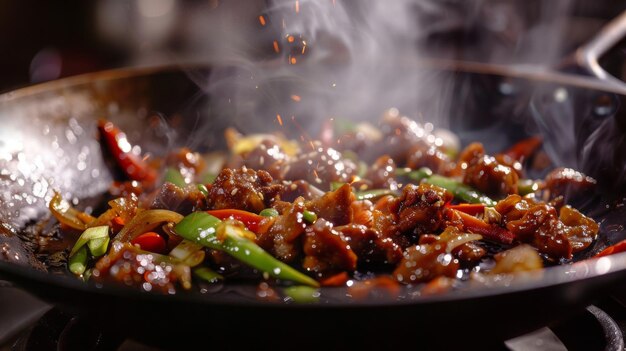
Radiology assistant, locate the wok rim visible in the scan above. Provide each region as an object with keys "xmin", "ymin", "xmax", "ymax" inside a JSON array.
[{"xmin": 1, "ymin": 62, "xmax": 625, "ymax": 309}]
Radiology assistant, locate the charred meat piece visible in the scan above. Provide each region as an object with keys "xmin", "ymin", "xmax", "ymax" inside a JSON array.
[
  {"xmin": 306, "ymin": 183, "xmax": 355, "ymax": 226},
  {"xmin": 339, "ymin": 224, "xmax": 403, "ymax": 265},
  {"xmin": 150, "ymin": 182, "xmax": 207, "ymax": 215},
  {"xmin": 256, "ymin": 198, "xmax": 307, "ymax": 262},
  {"xmin": 206, "ymin": 168, "xmax": 282, "ymax": 213},
  {"xmin": 544, "ymin": 167, "xmax": 597, "ymax": 203},
  {"xmin": 282, "ymin": 145, "xmax": 357, "ymax": 188},
  {"xmin": 303, "ymin": 219, "xmax": 357, "ymax": 275}
]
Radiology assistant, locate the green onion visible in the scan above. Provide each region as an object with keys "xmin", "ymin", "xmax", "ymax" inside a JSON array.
[
  {"xmin": 259, "ymin": 208, "xmax": 279, "ymax": 217},
  {"xmin": 283, "ymin": 286, "xmax": 320, "ymax": 303},
  {"xmin": 194, "ymin": 267, "xmax": 224, "ymax": 283},
  {"xmin": 174, "ymin": 212, "xmax": 319, "ymax": 287},
  {"xmin": 164, "ymin": 167, "xmax": 186, "ymax": 187},
  {"xmin": 169, "ymin": 239, "xmax": 205, "ymax": 267},
  {"xmin": 302, "ymin": 210, "xmax": 317, "ymax": 223},
  {"xmin": 424, "ymin": 174, "xmax": 497, "ymax": 206},
  {"xmin": 87, "ymin": 236, "xmax": 110, "ymax": 257},
  {"xmin": 70, "ymin": 226, "xmax": 110, "ymax": 257},
  {"xmin": 69, "ymin": 246, "xmax": 88, "ymax": 276}
]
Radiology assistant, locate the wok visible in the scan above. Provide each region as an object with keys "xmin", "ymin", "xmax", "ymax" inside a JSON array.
[{"xmin": 3, "ymin": 21, "xmax": 626, "ymax": 351}]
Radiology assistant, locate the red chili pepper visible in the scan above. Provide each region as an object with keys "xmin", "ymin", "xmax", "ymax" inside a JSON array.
[
  {"xmin": 453, "ymin": 209, "xmax": 515, "ymax": 245},
  {"xmin": 131, "ymin": 232, "xmax": 167, "ymax": 254},
  {"xmin": 320, "ymin": 272, "xmax": 349, "ymax": 287},
  {"xmin": 595, "ymin": 240, "xmax": 626, "ymax": 258},
  {"xmin": 446, "ymin": 203, "xmax": 485, "ymax": 216},
  {"xmin": 502, "ymin": 136, "xmax": 542, "ymax": 162},
  {"xmin": 206, "ymin": 209, "xmax": 264, "ymax": 233},
  {"xmin": 98, "ymin": 120, "xmax": 156, "ymax": 183}
]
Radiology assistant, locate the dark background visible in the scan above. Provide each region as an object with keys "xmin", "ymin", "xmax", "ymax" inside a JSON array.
[{"xmin": 1, "ymin": 1, "xmax": 626, "ymax": 94}]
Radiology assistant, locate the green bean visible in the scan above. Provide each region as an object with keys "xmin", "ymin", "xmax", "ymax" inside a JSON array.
[
  {"xmin": 283, "ymin": 286, "xmax": 320, "ymax": 303},
  {"xmin": 174, "ymin": 212, "xmax": 319, "ymax": 287},
  {"xmin": 69, "ymin": 246, "xmax": 88, "ymax": 276},
  {"xmin": 424, "ymin": 174, "xmax": 496, "ymax": 206},
  {"xmin": 194, "ymin": 267, "xmax": 224, "ymax": 283}
]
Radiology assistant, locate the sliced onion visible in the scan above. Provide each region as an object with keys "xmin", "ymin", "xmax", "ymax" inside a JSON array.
[
  {"xmin": 490, "ymin": 244, "xmax": 543, "ymax": 274},
  {"xmin": 445, "ymin": 233, "xmax": 483, "ymax": 253},
  {"xmin": 114, "ymin": 209, "xmax": 183, "ymax": 243},
  {"xmin": 438, "ymin": 226, "xmax": 483, "ymax": 253},
  {"xmin": 49, "ymin": 192, "xmax": 96, "ymax": 230}
]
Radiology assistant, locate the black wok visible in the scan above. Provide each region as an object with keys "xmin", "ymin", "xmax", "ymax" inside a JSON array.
[{"xmin": 3, "ymin": 28, "xmax": 626, "ymax": 349}]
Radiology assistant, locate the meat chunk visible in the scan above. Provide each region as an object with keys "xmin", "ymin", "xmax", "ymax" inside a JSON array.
[
  {"xmin": 464, "ymin": 155, "xmax": 519, "ymax": 198},
  {"xmin": 303, "ymin": 219, "xmax": 357, "ymax": 275},
  {"xmin": 256, "ymin": 199, "xmax": 307, "ymax": 262},
  {"xmin": 150, "ymin": 182, "xmax": 207, "ymax": 215},
  {"xmin": 366, "ymin": 155, "xmax": 398, "ymax": 189},
  {"xmin": 375, "ymin": 114, "xmax": 431, "ymax": 166},
  {"xmin": 453, "ymin": 142, "xmax": 519, "ymax": 197},
  {"xmin": 241, "ymin": 139, "xmax": 288, "ymax": 179},
  {"xmin": 544, "ymin": 167, "xmax": 597, "ymax": 203},
  {"xmin": 306, "ymin": 183, "xmax": 355, "ymax": 226},
  {"xmin": 282, "ymin": 145, "xmax": 357, "ymax": 188},
  {"xmin": 278, "ymin": 180, "xmax": 324, "ymax": 202},
  {"xmin": 338, "ymin": 224, "xmax": 403, "ymax": 265},
  {"xmin": 406, "ymin": 142, "xmax": 453, "ymax": 175},
  {"xmin": 393, "ymin": 242, "xmax": 459, "ymax": 284},
  {"xmin": 390, "ymin": 183, "xmax": 452, "ymax": 246},
  {"xmin": 495, "ymin": 194, "xmax": 597, "ymax": 260},
  {"xmin": 206, "ymin": 168, "xmax": 282, "ymax": 212},
  {"xmin": 559, "ymin": 205, "xmax": 599, "ymax": 252}
]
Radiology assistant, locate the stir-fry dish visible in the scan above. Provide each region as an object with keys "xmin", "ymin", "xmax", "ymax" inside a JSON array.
[{"xmin": 42, "ymin": 110, "xmax": 612, "ymax": 301}]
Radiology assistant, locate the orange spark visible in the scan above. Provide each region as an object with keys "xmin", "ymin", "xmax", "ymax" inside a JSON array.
[
  {"xmin": 273, "ymin": 40, "xmax": 280, "ymax": 53},
  {"xmin": 276, "ymin": 114, "xmax": 283, "ymax": 126},
  {"xmin": 290, "ymin": 56, "xmax": 297, "ymax": 65},
  {"xmin": 287, "ymin": 35, "xmax": 295, "ymax": 43},
  {"xmin": 290, "ymin": 95, "xmax": 301, "ymax": 102},
  {"xmin": 258, "ymin": 15, "xmax": 266, "ymax": 26},
  {"xmin": 295, "ymin": 0, "xmax": 300, "ymax": 13}
]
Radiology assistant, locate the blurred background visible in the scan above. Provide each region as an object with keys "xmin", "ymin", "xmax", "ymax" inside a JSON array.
[{"xmin": 1, "ymin": 0, "xmax": 626, "ymax": 93}]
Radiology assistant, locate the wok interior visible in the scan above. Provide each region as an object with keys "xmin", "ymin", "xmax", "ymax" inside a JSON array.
[{"xmin": 1, "ymin": 64, "xmax": 626, "ymax": 295}]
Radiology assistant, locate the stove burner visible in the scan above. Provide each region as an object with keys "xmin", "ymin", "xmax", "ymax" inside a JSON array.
[{"xmin": 6, "ymin": 302, "xmax": 625, "ymax": 350}]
